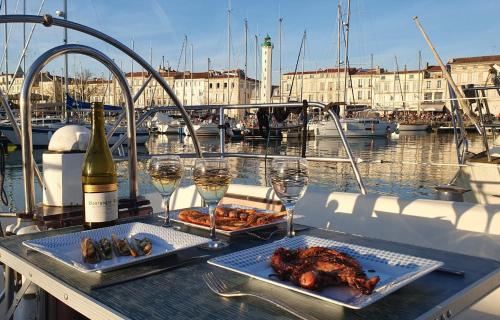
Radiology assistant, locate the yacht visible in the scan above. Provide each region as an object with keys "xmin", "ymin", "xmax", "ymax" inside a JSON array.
[
  {"xmin": 184, "ymin": 122, "xmax": 220, "ymax": 137},
  {"xmin": 147, "ymin": 112, "xmax": 183, "ymax": 134},
  {"xmin": 314, "ymin": 117, "xmax": 396, "ymax": 138}
]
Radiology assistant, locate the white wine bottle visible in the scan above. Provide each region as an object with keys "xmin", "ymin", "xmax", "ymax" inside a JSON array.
[{"xmin": 82, "ymin": 102, "xmax": 118, "ymax": 229}]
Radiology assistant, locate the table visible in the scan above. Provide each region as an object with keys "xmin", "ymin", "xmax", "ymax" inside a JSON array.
[{"xmin": 1, "ymin": 215, "xmax": 499, "ymax": 320}]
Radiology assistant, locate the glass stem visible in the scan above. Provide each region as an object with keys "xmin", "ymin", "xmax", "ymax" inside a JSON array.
[
  {"xmin": 285, "ymin": 204, "xmax": 295, "ymax": 238},
  {"xmin": 162, "ymin": 196, "xmax": 171, "ymax": 225},
  {"xmin": 208, "ymin": 203, "xmax": 217, "ymax": 240}
]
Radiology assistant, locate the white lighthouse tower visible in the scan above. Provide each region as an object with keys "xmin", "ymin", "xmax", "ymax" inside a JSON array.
[{"xmin": 260, "ymin": 34, "xmax": 273, "ymax": 103}]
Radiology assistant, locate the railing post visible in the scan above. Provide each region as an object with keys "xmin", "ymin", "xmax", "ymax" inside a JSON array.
[{"xmin": 219, "ymin": 106, "xmax": 225, "ymax": 156}]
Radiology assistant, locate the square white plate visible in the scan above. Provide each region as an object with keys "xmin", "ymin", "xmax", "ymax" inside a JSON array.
[
  {"xmin": 208, "ymin": 235, "xmax": 443, "ymax": 309},
  {"xmin": 23, "ymin": 222, "xmax": 210, "ymax": 273},
  {"xmin": 167, "ymin": 204, "xmax": 301, "ymax": 236}
]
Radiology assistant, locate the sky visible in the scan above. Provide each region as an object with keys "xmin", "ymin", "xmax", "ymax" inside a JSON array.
[{"xmin": 2, "ymin": 0, "xmax": 500, "ymax": 84}]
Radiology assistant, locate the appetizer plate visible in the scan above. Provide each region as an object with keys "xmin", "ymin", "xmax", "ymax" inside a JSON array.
[
  {"xmin": 208, "ymin": 235, "xmax": 443, "ymax": 309},
  {"xmin": 23, "ymin": 222, "xmax": 210, "ymax": 273},
  {"xmin": 166, "ymin": 204, "xmax": 302, "ymax": 236}
]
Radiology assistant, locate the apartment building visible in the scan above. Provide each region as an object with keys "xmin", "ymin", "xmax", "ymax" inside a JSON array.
[{"xmin": 449, "ymin": 55, "xmax": 500, "ymax": 115}]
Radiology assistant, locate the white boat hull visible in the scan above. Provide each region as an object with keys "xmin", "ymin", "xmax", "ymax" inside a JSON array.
[
  {"xmin": 0, "ymin": 124, "xmax": 149, "ymax": 146},
  {"xmin": 185, "ymin": 124, "xmax": 219, "ymax": 137},
  {"xmin": 315, "ymin": 120, "xmax": 395, "ymax": 138},
  {"xmin": 156, "ymin": 123, "xmax": 183, "ymax": 134},
  {"xmin": 397, "ymin": 124, "xmax": 431, "ymax": 131}
]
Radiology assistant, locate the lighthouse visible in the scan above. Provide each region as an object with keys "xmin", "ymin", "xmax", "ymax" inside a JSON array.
[{"xmin": 260, "ymin": 34, "xmax": 273, "ymax": 103}]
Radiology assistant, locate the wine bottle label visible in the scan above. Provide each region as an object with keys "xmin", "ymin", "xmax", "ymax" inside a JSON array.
[{"xmin": 84, "ymin": 184, "xmax": 118, "ymax": 223}]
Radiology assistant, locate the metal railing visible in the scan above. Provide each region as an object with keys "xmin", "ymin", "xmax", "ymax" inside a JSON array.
[
  {"xmin": 20, "ymin": 44, "xmax": 137, "ymax": 215},
  {"xmin": 139, "ymin": 102, "xmax": 367, "ymax": 194}
]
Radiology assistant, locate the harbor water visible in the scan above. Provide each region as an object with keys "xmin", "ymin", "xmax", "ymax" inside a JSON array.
[{"xmin": 0, "ymin": 131, "xmax": 486, "ymax": 216}]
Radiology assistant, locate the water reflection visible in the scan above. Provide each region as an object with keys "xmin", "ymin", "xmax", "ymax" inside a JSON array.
[{"xmin": 0, "ymin": 132, "xmax": 485, "ymax": 213}]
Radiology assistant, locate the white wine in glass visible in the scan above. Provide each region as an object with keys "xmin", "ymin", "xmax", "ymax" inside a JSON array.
[
  {"xmin": 269, "ymin": 157, "xmax": 308, "ymax": 237},
  {"xmin": 149, "ymin": 155, "xmax": 183, "ymax": 227},
  {"xmin": 193, "ymin": 158, "xmax": 231, "ymax": 250}
]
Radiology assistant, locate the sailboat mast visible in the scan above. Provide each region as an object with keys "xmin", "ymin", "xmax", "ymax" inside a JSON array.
[
  {"xmin": 418, "ymin": 50, "xmax": 422, "ymax": 115},
  {"xmin": 63, "ymin": 0, "xmax": 68, "ymax": 121},
  {"xmin": 190, "ymin": 43, "xmax": 193, "ymax": 106},
  {"xmin": 342, "ymin": 0, "xmax": 351, "ymax": 117},
  {"xmin": 370, "ymin": 53, "xmax": 374, "ymax": 108},
  {"xmin": 255, "ymin": 34, "xmax": 258, "ymax": 102},
  {"xmin": 301, "ymin": 31, "xmax": 306, "ymax": 101},
  {"xmin": 336, "ymin": 3, "xmax": 341, "ymax": 104},
  {"xmin": 244, "ymin": 18, "xmax": 248, "ymax": 104},
  {"xmin": 279, "ymin": 17, "xmax": 283, "ymax": 103},
  {"xmin": 4, "ymin": 0, "xmax": 8, "ymax": 95},
  {"xmin": 227, "ymin": 0, "xmax": 231, "ymax": 105},
  {"xmin": 207, "ymin": 57, "xmax": 210, "ymax": 105},
  {"xmin": 183, "ymin": 35, "xmax": 187, "ymax": 106}
]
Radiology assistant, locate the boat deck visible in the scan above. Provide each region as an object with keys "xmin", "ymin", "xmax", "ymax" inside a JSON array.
[{"xmin": 0, "ymin": 215, "xmax": 498, "ymax": 320}]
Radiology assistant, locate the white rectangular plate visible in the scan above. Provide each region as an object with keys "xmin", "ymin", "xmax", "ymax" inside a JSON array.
[
  {"xmin": 23, "ymin": 222, "xmax": 210, "ymax": 273},
  {"xmin": 208, "ymin": 235, "xmax": 443, "ymax": 309},
  {"xmin": 166, "ymin": 204, "xmax": 300, "ymax": 236}
]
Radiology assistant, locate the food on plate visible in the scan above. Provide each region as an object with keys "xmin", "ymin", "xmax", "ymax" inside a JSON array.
[
  {"xmin": 133, "ymin": 237, "xmax": 153, "ymax": 255},
  {"xmin": 111, "ymin": 234, "xmax": 133, "ymax": 256},
  {"xmin": 178, "ymin": 207, "xmax": 286, "ymax": 231},
  {"xmin": 270, "ymin": 246, "xmax": 380, "ymax": 295},
  {"xmin": 98, "ymin": 238, "xmax": 113, "ymax": 260},
  {"xmin": 81, "ymin": 237, "xmax": 101, "ymax": 264}
]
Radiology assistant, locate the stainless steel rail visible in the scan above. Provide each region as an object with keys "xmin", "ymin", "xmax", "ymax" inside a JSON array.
[
  {"xmin": 142, "ymin": 102, "xmax": 367, "ymax": 194},
  {"xmin": 0, "ymin": 14, "xmax": 202, "ymax": 157},
  {"xmin": 20, "ymin": 44, "xmax": 137, "ymax": 214}
]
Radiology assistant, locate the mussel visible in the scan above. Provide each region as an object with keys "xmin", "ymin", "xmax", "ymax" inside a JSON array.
[
  {"xmin": 81, "ymin": 237, "xmax": 101, "ymax": 264},
  {"xmin": 98, "ymin": 238, "xmax": 113, "ymax": 260},
  {"xmin": 134, "ymin": 237, "xmax": 153, "ymax": 255},
  {"xmin": 111, "ymin": 234, "xmax": 132, "ymax": 256}
]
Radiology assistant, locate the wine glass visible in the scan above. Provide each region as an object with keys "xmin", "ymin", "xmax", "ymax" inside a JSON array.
[
  {"xmin": 193, "ymin": 158, "xmax": 232, "ymax": 250},
  {"xmin": 148, "ymin": 155, "xmax": 183, "ymax": 228},
  {"xmin": 269, "ymin": 157, "xmax": 309, "ymax": 237}
]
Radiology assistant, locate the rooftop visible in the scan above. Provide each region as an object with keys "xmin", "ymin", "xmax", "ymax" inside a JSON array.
[{"xmin": 448, "ymin": 54, "xmax": 500, "ymax": 64}]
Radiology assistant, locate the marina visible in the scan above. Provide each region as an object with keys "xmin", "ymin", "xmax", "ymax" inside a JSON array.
[{"xmin": 0, "ymin": 1, "xmax": 498, "ymax": 320}]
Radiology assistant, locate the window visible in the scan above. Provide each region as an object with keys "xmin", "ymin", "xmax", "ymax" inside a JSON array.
[
  {"xmin": 348, "ymin": 80, "xmax": 352, "ymax": 88},
  {"xmin": 409, "ymin": 74, "xmax": 414, "ymax": 79},
  {"xmin": 426, "ymin": 81, "xmax": 431, "ymax": 89},
  {"xmin": 424, "ymin": 92, "xmax": 432, "ymax": 101},
  {"xmin": 381, "ymin": 75, "xmax": 386, "ymax": 80},
  {"xmin": 231, "ymin": 83, "xmax": 235, "ymax": 88},
  {"xmin": 368, "ymin": 78, "xmax": 372, "ymax": 87},
  {"xmin": 357, "ymin": 91, "xmax": 362, "ymax": 100},
  {"xmin": 395, "ymin": 75, "xmax": 399, "ymax": 80},
  {"xmin": 209, "ymin": 83, "xmax": 213, "ymax": 89},
  {"xmin": 460, "ymin": 73, "xmax": 467, "ymax": 83},
  {"xmin": 472, "ymin": 72, "xmax": 478, "ymax": 83},
  {"xmin": 437, "ymin": 80, "xmax": 441, "ymax": 89},
  {"xmin": 216, "ymin": 83, "xmax": 220, "ymax": 89},
  {"xmin": 224, "ymin": 82, "xmax": 228, "ymax": 88},
  {"xmin": 368, "ymin": 91, "xmax": 372, "ymax": 99},
  {"xmin": 358, "ymin": 79, "xmax": 363, "ymax": 88},
  {"xmin": 434, "ymin": 92, "xmax": 443, "ymax": 101}
]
